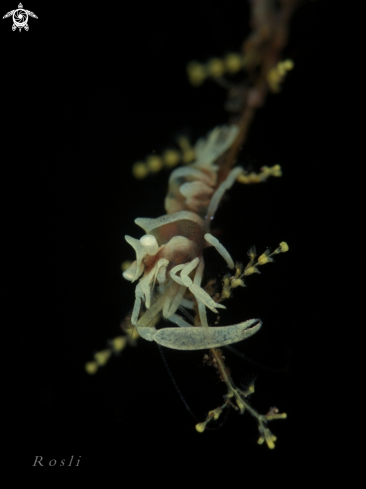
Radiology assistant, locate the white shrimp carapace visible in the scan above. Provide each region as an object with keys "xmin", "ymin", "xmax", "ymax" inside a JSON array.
[{"xmin": 123, "ymin": 125, "xmax": 262, "ymax": 350}]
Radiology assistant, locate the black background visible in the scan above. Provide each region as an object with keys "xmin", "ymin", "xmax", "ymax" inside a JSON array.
[{"xmin": 2, "ymin": 0, "xmax": 340, "ymax": 477}]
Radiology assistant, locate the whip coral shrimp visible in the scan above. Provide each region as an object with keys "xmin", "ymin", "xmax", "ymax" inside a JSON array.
[
  {"xmin": 123, "ymin": 125, "xmax": 287, "ymax": 356},
  {"xmin": 123, "ymin": 125, "xmax": 262, "ymax": 349}
]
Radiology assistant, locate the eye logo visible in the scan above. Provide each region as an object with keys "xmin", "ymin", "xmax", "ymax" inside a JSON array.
[{"xmin": 3, "ymin": 3, "xmax": 38, "ymax": 31}]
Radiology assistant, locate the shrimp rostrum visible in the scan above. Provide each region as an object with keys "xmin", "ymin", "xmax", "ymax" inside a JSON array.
[{"xmin": 123, "ymin": 125, "xmax": 289, "ymax": 446}]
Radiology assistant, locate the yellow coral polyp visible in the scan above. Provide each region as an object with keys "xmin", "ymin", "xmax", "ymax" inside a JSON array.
[
  {"xmin": 267, "ymin": 59, "xmax": 294, "ymax": 93},
  {"xmin": 207, "ymin": 58, "xmax": 225, "ymax": 78},
  {"xmin": 162, "ymin": 149, "xmax": 180, "ymax": 168},
  {"xmin": 195, "ymin": 421, "xmax": 207, "ymax": 433},
  {"xmin": 94, "ymin": 349, "xmax": 112, "ymax": 366},
  {"xmin": 244, "ymin": 266, "xmax": 260, "ymax": 276},
  {"xmin": 257, "ymin": 253, "xmax": 273, "ymax": 265},
  {"xmin": 279, "ymin": 241, "xmax": 289, "ymax": 252},
  {"xmin": 85, "ymin": 361, "xmax": 98, "ymax": 375},
  {"xmin": 111, "ymin": 336, "xmax": 127, "ymax": 352},
  {"xmin": 147, "ymin": 155, "xmax": 164, "ymax": 173},
  {"xmin": 132, "ymin": 162, "xmax": 149, "ymax": 179},
  {"xmin": 224, "ymin": 52, "xmax": 244, "ymax": 73},
  {"xmin": 187, "ymin": 61, "xmax": 206, "ymax": 86},
  {"xmin": 208, "ymin": 407, "xmax": 222, "ymax": 420}
]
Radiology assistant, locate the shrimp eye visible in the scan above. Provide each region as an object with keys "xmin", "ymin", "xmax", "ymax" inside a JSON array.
[{"xmin": 140, "ymin": 234, "xmax": 159, "ymax": 256}]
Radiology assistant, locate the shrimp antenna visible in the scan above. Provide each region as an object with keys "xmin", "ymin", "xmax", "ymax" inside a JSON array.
[
  {"xmin": 157, "ymin": 343, "xmax": 199, "ymax": 422},
  {"xmin": 157, "ymin": 343, "xmax": 230, "ymax": 431},
  {"xmin": 224, "ymin": 345, "xmax": 291, "ymax": 373},
  {"xmin": 177, "ymin": 304, "xmax": 195, "ymax": 324}
]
